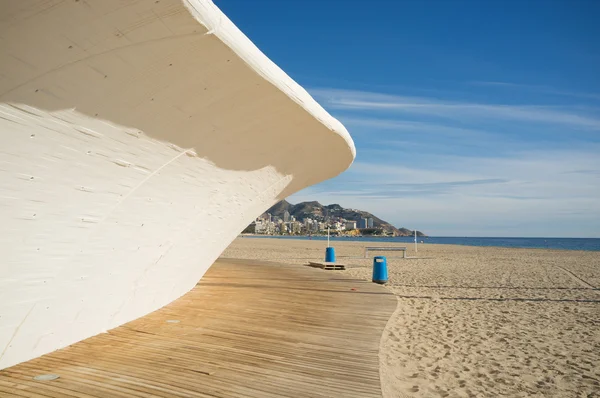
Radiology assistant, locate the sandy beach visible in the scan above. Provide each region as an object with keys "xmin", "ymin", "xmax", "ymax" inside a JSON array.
[{"xmin": 223, "ymin": 237, "xmax": 600, "ymax": 398}]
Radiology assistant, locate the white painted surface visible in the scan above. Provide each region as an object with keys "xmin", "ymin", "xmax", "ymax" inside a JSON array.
[{"xmin": 0, "ymin": 0, "xmax": 354, "ymax": 369}]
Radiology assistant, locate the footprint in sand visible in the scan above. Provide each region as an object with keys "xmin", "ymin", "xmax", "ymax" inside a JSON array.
[{"xmin": 410, "ymin": 385, "xmax": 420, "ymax": 393}]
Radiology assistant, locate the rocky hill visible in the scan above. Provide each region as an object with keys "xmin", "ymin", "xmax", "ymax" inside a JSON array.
[{"xmin": 259, "ymin": 200, "xmax": 426, "ymax": 237}]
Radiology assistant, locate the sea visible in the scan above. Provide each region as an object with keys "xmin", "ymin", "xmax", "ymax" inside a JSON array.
[{"xmin": 242, "ymin": 235, "xmax": 600, "ymax": 251}]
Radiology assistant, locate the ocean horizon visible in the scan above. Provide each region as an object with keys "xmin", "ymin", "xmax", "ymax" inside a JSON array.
[{"xmin": 241, "ymin": 235, "xmax": 600, "ymax": 251}]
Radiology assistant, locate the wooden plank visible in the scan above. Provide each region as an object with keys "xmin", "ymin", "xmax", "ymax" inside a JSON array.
[
  {"xmin": 365, "ymin": 246, "xmax": 407, "ymax": 258},
  {"xmin": 0, "ymin": 259, "xmax": 396, "ymax": 398},
  {"xmin": 306, "ymin": 262, "xmax": 346, "ymax": 270}
]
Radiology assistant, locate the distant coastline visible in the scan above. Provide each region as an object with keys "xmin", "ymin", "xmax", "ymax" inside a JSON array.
[
  {"xmin": 248, "ymin": 199, "xmax": 426, "ymax": 237},
  {"xmin": 239, "ymin": 234, "xmax": 600, "ymax": 252}
]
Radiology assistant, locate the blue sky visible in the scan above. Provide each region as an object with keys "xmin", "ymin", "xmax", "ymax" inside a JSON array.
[{"xmin": 217, "ymin": 0, "xmax": 600, "ymax": 237}]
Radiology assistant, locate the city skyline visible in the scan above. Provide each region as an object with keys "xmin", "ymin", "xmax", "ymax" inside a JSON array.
[{"xmin": 251, "ymin": 212, "xmax": 387, "ymax": 236}]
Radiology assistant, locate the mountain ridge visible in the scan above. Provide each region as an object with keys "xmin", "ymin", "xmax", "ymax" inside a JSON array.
[{"xmin": 258, "ymin": 200, "xmax": 426, "ymax": 237}]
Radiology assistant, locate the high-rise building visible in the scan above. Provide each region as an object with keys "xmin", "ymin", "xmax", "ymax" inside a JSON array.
[
  {"xmin": 283, "ymin": 210, "xmax": 290, "ymax": 222},
  {"xmin": 255, "ymin": 221, "xmax": 267, "ymax": 234},
  {"xmin": 359, "ymin": 218, "xmax": 368, "ymax": 229},
  {"xmin": 368, "ymin": 217, "xmax": 374, "ymax": 228},
  {"xmin": 345, "ymin": 221, "xmax": 357, "ymax": 230},
  {"xmin": 292, "ymin": 221, "xmax": 302, "ymax": 234}
]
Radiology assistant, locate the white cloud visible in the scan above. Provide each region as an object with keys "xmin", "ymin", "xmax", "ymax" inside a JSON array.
[
  {"xmin": 290, "ymin": 148, "xmax": 600, "ymax": 237},
  {"xmin": 469, "ymin": 81, "xmax": 600, "ymax": 101},
  {"xmin": 310, "ymin": 88, "xmax": 600, "ymax": 130},
  {"xmin": 291, "ymin": 87, "xmax": 600, "ymax": 237}
]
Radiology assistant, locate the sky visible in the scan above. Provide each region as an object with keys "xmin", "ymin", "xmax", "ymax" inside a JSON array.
[{"xmin": 216, "ymin": 0, "xmax": 600, "ymax": 237}]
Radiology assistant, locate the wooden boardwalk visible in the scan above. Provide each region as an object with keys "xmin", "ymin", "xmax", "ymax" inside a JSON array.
[{"xmin": 0, "ymin": 259, "xmax": 397, "ymax": 397}]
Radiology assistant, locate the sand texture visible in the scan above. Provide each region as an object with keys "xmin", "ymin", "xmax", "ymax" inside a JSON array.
[{"xmin": 223, "ymin": 237, "xmax": 600, "ymax": 398}]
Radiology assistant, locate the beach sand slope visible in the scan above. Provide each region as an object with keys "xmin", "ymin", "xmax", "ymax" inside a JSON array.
[{"xmin": 223, "ymin": 237, "xmax": 600, "ymax": 397}]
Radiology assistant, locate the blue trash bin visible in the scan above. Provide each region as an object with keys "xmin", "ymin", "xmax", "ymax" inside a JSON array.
[
  {"xmin": 372, "ymin": 256, "xmax": 388, "ymax": 284},
  {"xmin": 325, "ymin": 247, "xmax": 336, "ymax": 263}
]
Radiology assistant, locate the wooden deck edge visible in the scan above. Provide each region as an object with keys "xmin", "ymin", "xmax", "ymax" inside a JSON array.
[{"xmin": 1, "ymin": 258, "xmax": 398, "ymax": 398}]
